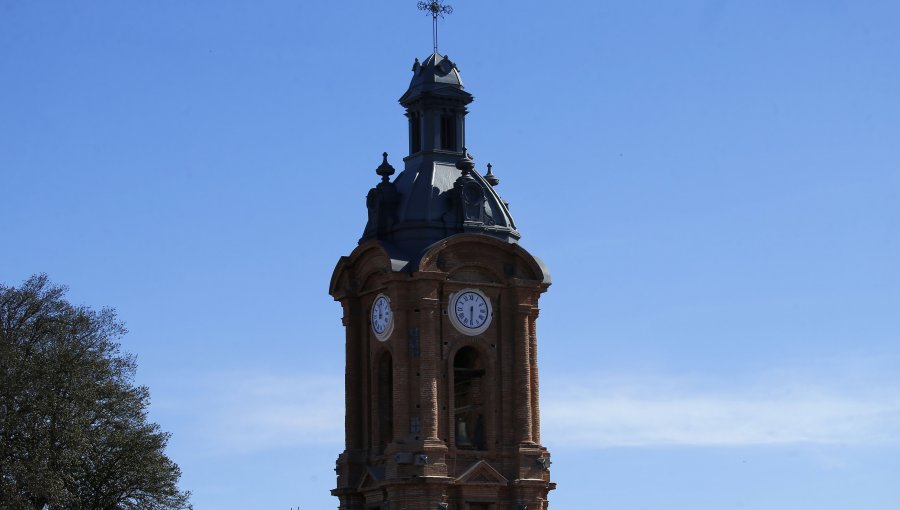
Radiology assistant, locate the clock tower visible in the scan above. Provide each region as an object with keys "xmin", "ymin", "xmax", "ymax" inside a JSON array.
[{"xmin": 329, "ymin": 51, "xmax": 553, "ymax": 510}]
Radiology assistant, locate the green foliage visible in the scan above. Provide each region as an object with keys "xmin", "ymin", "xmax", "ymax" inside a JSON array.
[{"xmin": 0, "ymin": 275, "xmax": 191, "ymax": 510}]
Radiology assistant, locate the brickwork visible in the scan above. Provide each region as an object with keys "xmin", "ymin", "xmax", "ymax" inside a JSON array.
[{"xmin": 329, "ymin": 235, "xmax": 554, "ymax": 510}]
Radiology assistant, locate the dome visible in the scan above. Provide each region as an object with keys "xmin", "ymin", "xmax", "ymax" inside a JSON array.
[{"xmin": 360, "ymin": 53, "xmax": 520, "ymax": 268}]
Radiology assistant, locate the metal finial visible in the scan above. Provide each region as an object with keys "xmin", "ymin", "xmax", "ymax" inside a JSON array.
[
  {"xmin": 376, "ymin": 152, "xmax": 395, "ymax": 182},
  {"xmin": 417, "ymin": 1, "xmax": 453, "ymax": 53},
  {"xmin": 485, "ymin": 163, "xmax": 499, "ymax": 186}
]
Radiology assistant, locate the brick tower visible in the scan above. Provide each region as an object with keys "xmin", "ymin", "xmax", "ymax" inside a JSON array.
[{"xmin": 329, "ymin": 51, "xmax": 553, "ymax": 510}]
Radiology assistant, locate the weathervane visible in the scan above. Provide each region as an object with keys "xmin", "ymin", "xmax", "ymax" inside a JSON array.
[{"xmin": 417, "ymin": 1, "xmax": 453, "ymax": 54}]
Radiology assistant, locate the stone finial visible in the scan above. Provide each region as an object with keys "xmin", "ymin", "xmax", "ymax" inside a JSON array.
[{"xmin": 376, "ymin": 152, "xmax": 395, "ymax": 182}]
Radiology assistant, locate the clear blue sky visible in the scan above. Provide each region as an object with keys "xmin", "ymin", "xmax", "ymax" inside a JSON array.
[{"xmin": 2, "ymin": 1, "xmax": 899, "ymax": 508}]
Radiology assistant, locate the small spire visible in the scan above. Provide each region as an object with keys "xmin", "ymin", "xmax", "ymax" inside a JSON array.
[
  {"xmin": 455, "ymin": 147, "xmax": 475, "ymax": 176},
  {"xmin": 485, "ymin": 163, "xmax": 499, "ymax": 186},
  {"xmin": 376, "ymin": 152, "xmax": 395, "ymax": 182}
]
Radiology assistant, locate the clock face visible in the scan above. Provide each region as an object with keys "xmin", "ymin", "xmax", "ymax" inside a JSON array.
[
  {"xmin": 449, "ymin": 289, "xmax": 492, "ymax": 336},
  {"xmin": 371, "ymin": 294, "xmax": 393, "ymax": 341}
]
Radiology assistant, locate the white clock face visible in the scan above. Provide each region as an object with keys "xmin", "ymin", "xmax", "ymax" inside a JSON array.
[
  {"xmin": 449, "ymin": 289, "xmax": 492, "ymax": 336},
  {"xmin": 371, "ymin": 294, "xmax": 393, "ymax": 341}
]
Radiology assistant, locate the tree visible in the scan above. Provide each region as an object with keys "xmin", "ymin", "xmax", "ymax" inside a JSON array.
[{"xmin": 0, "ymin": 275, "xmax": 191, "ymax": 510}]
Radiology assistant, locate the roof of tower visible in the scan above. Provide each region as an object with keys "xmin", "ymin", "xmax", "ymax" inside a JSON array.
[
  {"xmin": 399, "ymin": 53, "xmax": 472, "ymax": 105},
  {"xmin": 361, "ymin": 149, "xmax": 520, "ymax": 269},
  {"xmin": 360, "ymin": 53, "xmax": 520, "ymax": 269}
]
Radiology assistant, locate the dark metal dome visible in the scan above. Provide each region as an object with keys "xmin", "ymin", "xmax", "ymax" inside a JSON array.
[{"xmin": 360, "ymin": 53, "xmax": 520, "ymax": 267}]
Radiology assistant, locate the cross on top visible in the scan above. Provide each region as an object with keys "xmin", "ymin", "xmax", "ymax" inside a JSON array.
[{"xmin": 417, "ymin": 1, "xmax": 453, "ymax": 53}]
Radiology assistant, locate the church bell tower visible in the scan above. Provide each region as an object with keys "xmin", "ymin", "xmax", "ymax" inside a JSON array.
[{"xmin": 329, "ymin": 46, "xmax": 554, "ymax": 510}]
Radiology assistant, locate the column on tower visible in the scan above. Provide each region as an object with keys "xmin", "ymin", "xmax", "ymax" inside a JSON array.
[
  {"xmin": 530, "ymin": 307, "xmax": 541, "ymax": 445},
  {"xmin": 514, "ymin": 297, "xmax": 534, "ymax": 445}
]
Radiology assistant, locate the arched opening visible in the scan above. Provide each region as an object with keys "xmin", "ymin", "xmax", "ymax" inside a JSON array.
[
  {"xmin": 409, "ymin": 112, "xmax": 421, "ymax": 154},
  {"xmin": 453, "ymin": 346, "xmax": 486, "ymax": 450},
  {"xmin": 440, "ymin": 113, "xmax": 457, "ymax": 151},
  {"xmin": 377, "ymin": 351, "xmax": 393, "ymax": 454}
]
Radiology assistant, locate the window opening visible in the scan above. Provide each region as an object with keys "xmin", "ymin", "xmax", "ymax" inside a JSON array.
[
  {"xmin": 440, "ymin": 114, "xmax": 456, "ymax": 151},
  {"xmin": 453, "ymin": 346, "xmax": 486, "ymax": 450},
  {"xmin": 410, "ymin": 113, "xmax": 421, "ymax": 154},
  {"xmin": 377, "ymin": 351, "xmax": 393, "ymax": 454}
]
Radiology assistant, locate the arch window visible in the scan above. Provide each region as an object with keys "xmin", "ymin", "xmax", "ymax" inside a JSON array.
[
  {"xmin": 409, "ymin": 112, "xmax": 422, "ymax": 154},
  {"xmin": 453, "ymin": 346, "xmax": 486, "ymax": 450},
  {"xmin": 376, "ymin": 351, "xmax": 393, "ymax": 454},
  {"xmin": 440, "ymin": 113, "xmax": 457, "ymax": 151}
]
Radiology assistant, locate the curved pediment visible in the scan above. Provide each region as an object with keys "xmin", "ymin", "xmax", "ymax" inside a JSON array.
[
  {"xmin": 330, "ymin": 241, "xmax": 400, "ymax": 298},
  {"xmin": 419, "ymin": 234, "xmax": 551, "ymax": 286}
]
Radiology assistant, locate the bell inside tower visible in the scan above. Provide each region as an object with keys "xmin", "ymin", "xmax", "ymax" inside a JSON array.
[{"xmin": 453, "ymin": 346, "xmax": 486, "ymax": 450}]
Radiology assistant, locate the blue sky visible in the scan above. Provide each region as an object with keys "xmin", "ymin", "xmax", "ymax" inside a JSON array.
[{"xmin": 2, "ymin": 1, "xmax": 899, "ymax": 509}]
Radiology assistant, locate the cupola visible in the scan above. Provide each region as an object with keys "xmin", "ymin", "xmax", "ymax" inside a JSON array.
[{"xmin": 359, "ymin": 53, "xmax": 520, "ymax": 266}]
